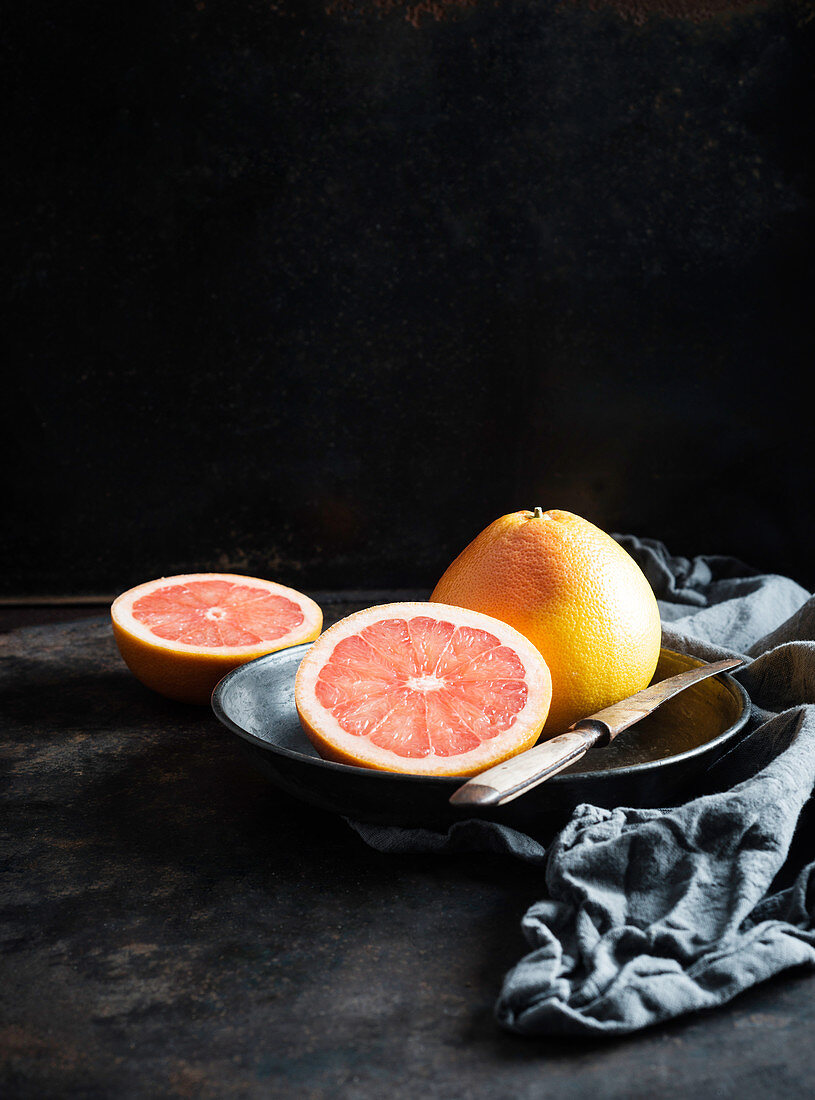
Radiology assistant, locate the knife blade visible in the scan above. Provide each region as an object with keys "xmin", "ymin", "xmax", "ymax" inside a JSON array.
[{"xmin": 449, "ymin": 656, "xmax": 744, "ymax": 808}]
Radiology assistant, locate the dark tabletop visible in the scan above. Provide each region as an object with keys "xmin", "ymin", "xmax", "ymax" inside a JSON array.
[{"xmin": 2, "ymin": 601, "xmax": 814, "ymax": 1099}]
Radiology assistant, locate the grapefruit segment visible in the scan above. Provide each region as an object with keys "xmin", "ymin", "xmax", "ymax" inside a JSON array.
[
  {"xmin": 295, "ymin": 602, "xmax": 552, "ymax": 776},
  {"xmin": 112, "ymin": 572, "xmax": 322, "ymax": 704}
]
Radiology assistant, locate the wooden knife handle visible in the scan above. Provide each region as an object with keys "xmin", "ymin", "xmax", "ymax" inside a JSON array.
[{"xmin": 449, "ymin": 720, "xmax": 608, "ymax": 808}]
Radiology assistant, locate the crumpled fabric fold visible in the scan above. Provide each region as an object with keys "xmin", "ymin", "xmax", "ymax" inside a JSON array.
[{"xmin": 349, "ymin": 536, "xmax": 815, "ymax": 1035}]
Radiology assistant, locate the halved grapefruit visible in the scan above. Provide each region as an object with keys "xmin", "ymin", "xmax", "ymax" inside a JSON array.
[
  {"xmin": 295, "ymin": 602, "xmax": 552, "ymax": 776},
  {"xmin": 112, "ymin": 573, "xmax": 322, "ymax": 704}
]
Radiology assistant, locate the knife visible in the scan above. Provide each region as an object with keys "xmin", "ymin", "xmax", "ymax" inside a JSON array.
[{"xmin": 449, "ymin": 656, "xmax": 744, "ymax": 808}]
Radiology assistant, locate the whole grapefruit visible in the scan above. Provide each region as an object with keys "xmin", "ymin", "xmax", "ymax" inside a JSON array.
[{"xmin": 430, "ymin": 509, "xmax": 662, "ymax": 733}]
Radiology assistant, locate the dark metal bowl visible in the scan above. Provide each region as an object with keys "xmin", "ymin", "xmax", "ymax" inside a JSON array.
[{"xmin": 211, "ymin": 646, "xmax": 750, "ymax": 835}]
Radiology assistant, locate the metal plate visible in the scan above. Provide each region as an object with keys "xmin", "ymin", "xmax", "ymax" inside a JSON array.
[{"xmin": 212, "ymin": 646, "xmax": 750, "ymax": 834}]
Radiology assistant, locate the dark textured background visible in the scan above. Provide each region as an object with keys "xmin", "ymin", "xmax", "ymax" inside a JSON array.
[{"xmin": 5, "ymin": 0, "xmax": 814, "ymax": 596}]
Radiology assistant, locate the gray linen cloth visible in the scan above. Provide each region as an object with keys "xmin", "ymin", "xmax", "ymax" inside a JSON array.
[{"xmin": 349, "ymin": 536, "xmax": 815, "ymax": 1035}]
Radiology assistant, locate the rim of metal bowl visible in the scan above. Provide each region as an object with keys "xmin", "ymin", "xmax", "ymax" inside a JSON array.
[{"xmin": 211, "ymin": 644, "xmax": 751, "ymax": 788}]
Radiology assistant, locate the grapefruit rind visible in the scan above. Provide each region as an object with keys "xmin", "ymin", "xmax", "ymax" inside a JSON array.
[
  {"xmin": 429, "ymin": 509, "xmax": 662, "ymax": 733},
  {"xmin": 111, "ymin": 572, "xmax": 323, "ymax": 704},
  {"xmin": 294, "ymin": 602, "xmax": 552, "ymax": 777}
]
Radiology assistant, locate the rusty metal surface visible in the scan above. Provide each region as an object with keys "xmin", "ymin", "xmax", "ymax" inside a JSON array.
[
  {"xmin": 587, "ymin": 656, "xmax": 745, "ymax": 738},
  {"xmin": 2, "ymin": 608, "xmax": 815, "ymax": 1098}
]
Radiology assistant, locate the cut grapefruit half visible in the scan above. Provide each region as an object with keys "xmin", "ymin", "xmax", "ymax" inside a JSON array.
[
  {"xmin": 112, "ymin": 573, "xmax": 322, "ymax": 704},
  {"xmin": 295, "ymin": 602, "xmax": 552, "ymax": 777}
]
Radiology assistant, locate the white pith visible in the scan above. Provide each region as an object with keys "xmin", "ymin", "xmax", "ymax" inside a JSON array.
[
  {"xmin": 111, "ymin": 572, "xmax": 323, "ymax": 656},
  {"xmin": 295, "ymin": 602, "xmax": 551, "ymax": 775}
]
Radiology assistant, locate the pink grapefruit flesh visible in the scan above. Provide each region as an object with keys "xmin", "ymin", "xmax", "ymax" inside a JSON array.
[
  {"xmin": 295, "ymin": 602, "xmax": 552, "ymax": 776},
  {"xmin": 111, "ymin": 572, "xmax": 323, "ymax": 704}
]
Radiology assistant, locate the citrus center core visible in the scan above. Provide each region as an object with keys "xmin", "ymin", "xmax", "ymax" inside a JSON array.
[{"xmin": 405, "ymin": 674, "xmax": 445, "ymax": 692}]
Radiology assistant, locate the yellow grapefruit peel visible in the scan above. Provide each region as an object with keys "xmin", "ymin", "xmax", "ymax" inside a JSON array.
[{"xmin": 431, "ymin": 509, "xmax": 662, "ymax": 733}]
